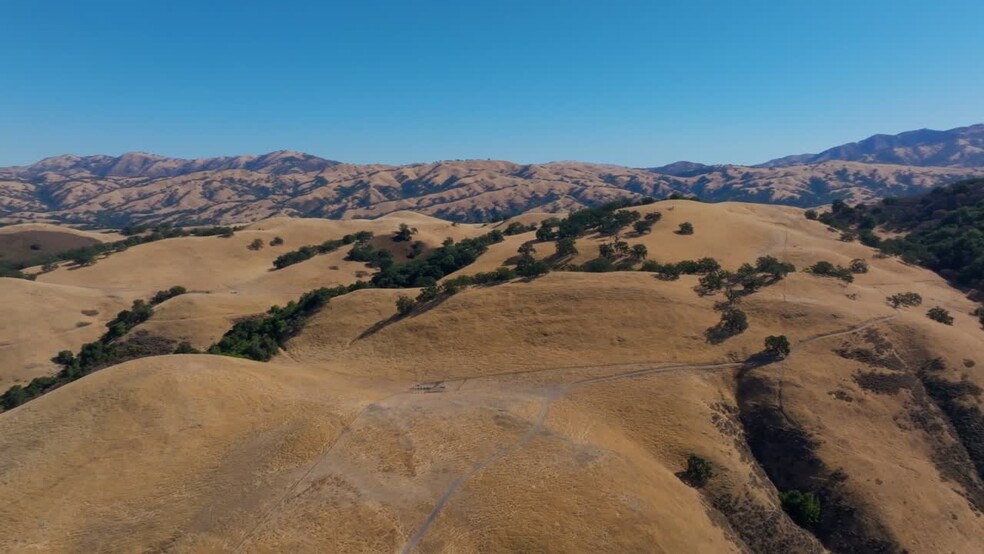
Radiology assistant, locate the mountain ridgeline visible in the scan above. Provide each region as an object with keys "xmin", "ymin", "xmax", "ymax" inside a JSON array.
[{"xmin": 0, "ymin": 124, "xmax": 982, "ymax": 227}]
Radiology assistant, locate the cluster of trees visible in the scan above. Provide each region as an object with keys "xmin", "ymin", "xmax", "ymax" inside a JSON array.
[
  {"xmin": 640, "ymin": 257, "xmax": 720, "ymax": 280},
  {"xmin": 1, "ymin": 224, "xmax": 241, "ymax": 278},
  {"xmin": 694, "ymin": 256, "xmax": 795, "ymax": 298},
  {"xmin": 676, "ymin": 222, "xmax": 695, "ymax": 235},
  {"xmin": 534, "ymin": 198, "xmax": 657, "ymax": 241},
  {"xmin": 369, "ymin": 230, "xmax": 506, "ymax": 288},
  {"xmin": 515, "ymin": 242, "xmax": 552, "ymax": 278},
  {"xmin": 209, "ymin": 282, "xmax": 371, "ymax": 360},
  {"xmin": 927, "ymin": 306, "xmax": 954, "ymax": 325},
  {"xmin": 632, "ymin": 212, "xmax": 662, "ymax": 235},
  {"xmin": 272, "ymin": 231, "xmax": 374, "ymax": 269},
  {"xmin": 502, "ymin": 221, "xmax": 538, "ymax": 236},
  {"xmin": 811, "ymin": 179, "xmax": 984, "ymax": 294},
  {"xmin": 395, "ymin": 267, "xmax": 519, "ymax": 315},
  {"xmin": 214, "ymin": 230, "xmax": 511, "ymax": 360},
  {"xmin": 806, "ymin": 261, "xmax": 855, "ymax": 283},
  {"xmin": 1, "ymin": 286, "xmax": 188, "ymax": 410},
  {"xmin": 887, "ymin": 292, "xmax": 922, "ymax": 309}
]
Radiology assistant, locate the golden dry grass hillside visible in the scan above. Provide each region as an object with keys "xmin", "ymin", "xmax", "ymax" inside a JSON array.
[{"xmin": 1, "ymin": 200, "xmax": 983, "ymax": 553}]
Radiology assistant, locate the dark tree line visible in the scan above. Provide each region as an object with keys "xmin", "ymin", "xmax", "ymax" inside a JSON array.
[
  {"xmin": 812, "ymin": 178, "xmax": 984, "ymax": 295},
  {"xmin": 1, "ymin": 286, "xmax": 189, "ymax": 410}
]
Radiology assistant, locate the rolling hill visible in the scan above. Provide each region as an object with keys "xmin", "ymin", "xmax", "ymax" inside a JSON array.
[
  {"xmin": 1, "ymin": 198, "xmax": 982, "ymax": 552},
  {"xmin": 1, "ymin": 125, "xmax": 983, "ymax": 227}
]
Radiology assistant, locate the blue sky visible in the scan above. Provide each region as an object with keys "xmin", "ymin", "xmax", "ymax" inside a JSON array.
[{"xmin": 1, "ymin": 0, "xmax": 982, "ymax": 167}]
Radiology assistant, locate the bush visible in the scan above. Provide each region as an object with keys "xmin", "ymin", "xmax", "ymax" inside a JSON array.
[
  {"xmin": 630, "ymin": 244, "xmax": 648, "ymax": 261},
  {"xmin": 804, "ymin": 209, "xmax": 818, "ymax": 220},
  {"xmin": 633, "ymin": 220, "xmax": 653, "ymax": 235},
  {"xmin": 174, "ymin": 342, "xmax": 199, "ymax": 354},
  {"xmin": 849, "ymin": 258, "xmax": 869, "ymax": 274},
  {"xmin": 396, "ymin": 295, "xmax": 416, "ymax": 315},
  {"xmin": 927, "ymin": 306, "xmax": 954, "ymax": 325},
  {"xmin": 676, "ymin": 222, "xmax": 694, "ymax": 235},
  {"xmin": 248, "ymin": 238, "xmax": 264, "ymax": 251},
  {"xmin": 764, "ymin": 335, "xmax": 791, "ymax": 359},
  {"xmin": 887, "ymin": 292, "xmax": 922, "ymax": 308},
  {"xmin": 269, "ymin": 236, "xmax": 284, "ymax": 246},
  {"xmin": 684, "ymin": 455, "xmax": 714, "ymax": 486},
  {"xmin": 644, "ymin": 211, "xmax": 662, "ymax": 223},
  {"xmin": 780, "ymin": 490, "xmax": 821, "ymax": 527},
  {"xmin": 974, "ymin": 307, "xmax": 984, "ymax": 329}
]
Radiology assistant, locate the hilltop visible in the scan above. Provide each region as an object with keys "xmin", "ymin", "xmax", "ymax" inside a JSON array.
[
  {"xmin": 1, "ymin": 124, "xmax": 983, "ymax": 227},
  {"xmin": 0, "ymin": 197, "xmax": 982, "ymax": 552}
]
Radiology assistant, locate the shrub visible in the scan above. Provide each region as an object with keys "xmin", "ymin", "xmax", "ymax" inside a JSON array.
[
  {"xmin": 630, "ymin": 244, "xmax": 648, "ymax": 261},
  {"xmin": 849, "ymin": 258, "xmax": 869, "ymax": 274},
  {"xmin": 684, "ymin": 455, "xmax": 714, "ymax": 486},
  {"xmin": 974, "ymin": 307, "xmax": 984, "ymax": 329},
  {"xmin": 764, "ymin": 335, "xmax": 791, "ymax": 359},
  {"xmin": 644, "ymin": 211, "xmax": 662, "ymax": 223},
  {"xmin": 396, "ymin": 295, "xmax": 416, "ymax": 315},
  {"xmin": 248, "ymin": 238, "xmax": 264, "ymax": 251},
  {"xmin": 676, "ymin": 222, "xmax": 694, "ymax": 235},
  {"xmin": 633, "ymin": 220, "xmax": 653, "ymax": 235},
  {"xmin": 927, "ymin": 306, "xmax": 954, "ymax": 325},
  {"xmin": 780, "ymin": 490, "xmax": 821, "ymax": 527},
  {"xmin": 887, "ymin": 292, "xmax": 922, "ymax": 308},
  {"xmin": 269, "ymin": 236, "xmax": 284, "ymax": 246},
  {"xmin": 174, "ymin": 342, "xmax": 199, "ymax": 354},
  {"xmin": 804, "ymin": 209, "xmax": 818, "ymax": 220}
]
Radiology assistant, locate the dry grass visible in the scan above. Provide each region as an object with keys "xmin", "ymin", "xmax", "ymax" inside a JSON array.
[{"xmin": 1, "ymin": 203, "xmax": 983, "ymax": 552}]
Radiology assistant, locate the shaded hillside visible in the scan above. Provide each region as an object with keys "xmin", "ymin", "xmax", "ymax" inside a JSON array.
[
  {"xmin": 762, "ymin": 123, "xmax": 984, "ymax": 168},
  {"xmin": 2, "ymin": 152, "xmax": 983, "ymax": 226}
]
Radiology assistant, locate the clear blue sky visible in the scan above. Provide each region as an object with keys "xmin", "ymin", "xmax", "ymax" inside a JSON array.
[{"xmin": 1, "ymin": 0, "xmax": 982, "ymax": 167}]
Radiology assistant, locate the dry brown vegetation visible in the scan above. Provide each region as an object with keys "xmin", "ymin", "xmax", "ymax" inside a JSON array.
[
  {"xmin": 1, "ymin": 200, "xmax": 983, "ymax": 552},
  {"xmin": 3, "ymin": 152, "xmax": 984, "ymax": 227}
]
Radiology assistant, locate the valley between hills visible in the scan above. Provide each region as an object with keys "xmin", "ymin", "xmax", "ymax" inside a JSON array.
[{"xmin": 1, "ymin": 193, "xmax": 983, "ymax": 553}]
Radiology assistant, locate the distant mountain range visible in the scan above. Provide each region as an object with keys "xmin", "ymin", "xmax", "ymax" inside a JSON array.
[{"xmin": 1, "ymin": 124, "xmax": 982, "ymax": 226}]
